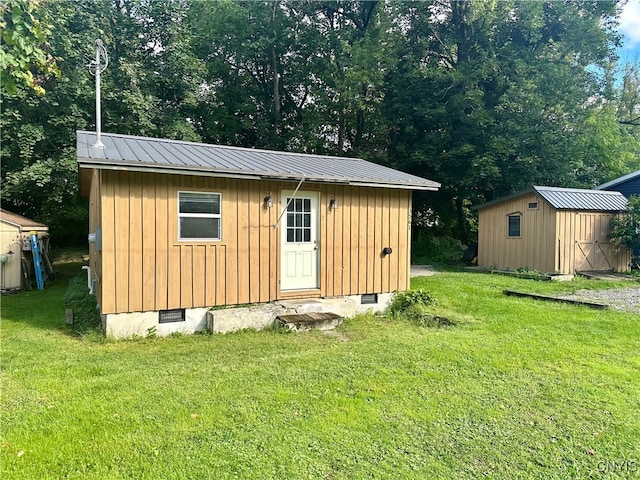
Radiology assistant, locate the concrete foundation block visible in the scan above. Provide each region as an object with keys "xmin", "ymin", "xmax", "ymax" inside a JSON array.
[{"xmin": 207, "ymin": 303, "xmax": 286, "ymax": 334}]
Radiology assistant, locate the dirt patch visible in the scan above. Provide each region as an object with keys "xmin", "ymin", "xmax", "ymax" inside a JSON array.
[{"xmin": 410, "ymin": 265, "xmax": 438, "ymax": 278}]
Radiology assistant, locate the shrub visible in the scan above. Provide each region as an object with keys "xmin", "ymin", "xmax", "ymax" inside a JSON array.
[
  {"xmin": 610, "ymin": 195, "xmax": 640, "ymax": 269},
  {"xmin": 389, "ymin": 289, "xmax": 436, "ymax": 323},
  {"xmin": 411, "ymin": 232, "xmax": 465, "ymax": 264},
  {"xmin": 64, "ymin": 275, "xmax": 102, "ymax": 336},
  {"xmin": 389, "ymin": 289, "xmax": 454, "ymax": 327}
]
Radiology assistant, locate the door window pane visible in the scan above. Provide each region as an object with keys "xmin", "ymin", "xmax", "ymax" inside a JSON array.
[{"xmin": 285, "ymin": 195, "xmax": 313, "ymax": 243}]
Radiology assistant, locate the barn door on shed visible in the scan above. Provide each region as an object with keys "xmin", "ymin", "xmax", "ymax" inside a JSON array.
[
  {"xmin": 280, "ymin": 191, "xmax": 319, "ymax": 290},
  {"xmin": 574, "ymin": 213, "xmax": 615, "ymax": 272}
]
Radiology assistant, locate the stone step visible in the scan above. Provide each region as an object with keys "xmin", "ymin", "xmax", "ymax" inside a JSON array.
[{"xmin": 276, "ymin": 312, "xmax": 343, "ymax": 332}]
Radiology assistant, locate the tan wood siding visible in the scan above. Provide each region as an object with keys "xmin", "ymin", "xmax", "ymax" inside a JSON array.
[
  {"xmin": 478, "ymin": 193, "xmax": 630, "ymax": 274},
  {"xmin": 88, "ymin": 169, "xmax": 102, "ymax": 304},
  {"xmin": 95, "ymin": 172, "xmax": 413, "ymax": 314},
  {"xmin": 477, "ymin": 192, "xmax": 557, "ymax": 273}
]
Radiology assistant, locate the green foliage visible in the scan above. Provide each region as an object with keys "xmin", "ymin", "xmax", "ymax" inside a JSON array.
[
  {"xmin": 411, "ymin": 232, "xmax": 465, "ymax": 265},
  {"xmin": 1, "ymin": 0, "xmax": 638, "ymax": 248},
  {"xmin": 610, "ymin": 195, "xmax": 640, "ymax": 255},
  {"xmin": 63, "ymin": 274, "xmax": 101, "ymax": 335},
  {"xmin": 0, "ymin": 0, "xmax": 60, "ymax": 95},
  {"xmin": 388, "ymin": 288, "xmax": 437, "ymax": 326}
]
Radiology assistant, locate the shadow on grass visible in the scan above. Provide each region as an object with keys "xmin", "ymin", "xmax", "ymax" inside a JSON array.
[{"xmin": 1, "ymin": 262, "xmax": 91, "ymax": 336}]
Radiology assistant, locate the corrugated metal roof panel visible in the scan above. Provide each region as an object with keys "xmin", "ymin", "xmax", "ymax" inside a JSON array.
[
  {"xmin": 474, "ymin": 186, "xmax": 628, "ymax": 212},
  {"xmin": 76, "ymin": 131, "xmax": 440, "ymax": 191},
  {"xmin": 533, "ymin": 186, "xmax": 628, "ymax": 211}
]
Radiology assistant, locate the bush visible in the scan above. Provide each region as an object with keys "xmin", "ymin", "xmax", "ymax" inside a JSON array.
[
  {"xmin": 411, "ymin": 232, "xmax": 465, "ymax": 265},
  {"xmin": 610, "ymin": 195, "xmax": 640, "ymax": 267},
  {"xmin": 388, "ymin": 289, "xmax": 437, "ymax": 325},
  {"xmin": 64, "ymin": 275, "xmax": 102, "ymax": 335}
]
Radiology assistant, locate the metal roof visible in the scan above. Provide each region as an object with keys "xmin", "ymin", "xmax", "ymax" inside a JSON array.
[
  {"xmin": 595, "ymin": 170, "xmax": 640, "ymax": 191},
  {"xmin": 474, "ymin": 186, "xmax": 628, "ymax": 212},
  {"xmin": 76, "ymin": 131, "xmax": 440, "ymax": 191},
  {"xmin": 534, "ymin": 186, "xmax": 628, "ymax": 211}
]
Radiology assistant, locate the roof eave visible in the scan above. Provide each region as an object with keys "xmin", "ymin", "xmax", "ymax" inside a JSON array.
[
  {"xmin": 595, "ymin": 170, "xmax": 640, "ymax": 190},
  {"xmin": 78, "ymin": 159, "xmax": 441, "ymax": 191}
]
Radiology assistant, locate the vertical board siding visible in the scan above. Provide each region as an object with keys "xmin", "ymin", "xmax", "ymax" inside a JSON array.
[
  {"xmin": 88, "ymin": 169, "xmax": 103, "ymax": 306},
  {"xmin": 341, "ymin": 187, "xmax": 352, "ymax": 295},
  {"xmin": 114, "ymin": 171, "xmax": 130, "ymax": 312},
  {"xmin": 236, "ymin": 181, "xmax": 250, "ymax": 305},
  {"xmin": 128, "ymin": 172, "xmax": 143, "ymax": 312},
  {"xmin": 155, "ymin": 174, "xmax": 168, "ymax": 310},
  {"xmin": 97, "ymin": 172, "xmax": 414, "ymax": 314},
  {"xmin": 333, "ymin": 185, "xmax": 344, "ymax": 297},
  {"xmin": 478, "ymin": 192, "xmax": 556, "ymax": 273},
  {"xmin": 478, "ymin": 193, "xmax": 629, "ymax": 275},
  {"xmin": 142, "ymin": 174, "xmax": 156, "ymax": 311},
  {"xmin": 398, "ymin": 191, "xmax": 410, "ymax": 291},
  {"xmin": 100, "ymin": 171, "xmax": 116, "ymax": 312},
  {"xmin": 357, "ymin": 190, "xmax": 368, "ymax": 294}
]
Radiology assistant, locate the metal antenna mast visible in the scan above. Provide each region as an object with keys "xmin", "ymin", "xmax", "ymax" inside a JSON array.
[{"xmin": 87, "ymin": 39, "xmax": 109, "ymax": 149}]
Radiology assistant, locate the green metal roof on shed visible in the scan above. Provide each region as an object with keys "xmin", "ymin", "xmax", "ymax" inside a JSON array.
[
  {"xmin": 76, "ymin": 131, "xmax": 440, "ymax": 191},
  {"xmin": 473, "ymin": 186, "xmax": 628, "ymax": 212}
]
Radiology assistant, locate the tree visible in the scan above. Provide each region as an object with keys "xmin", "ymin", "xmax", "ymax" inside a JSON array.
[
  {"xmin": 610, "ymin": 195, "xmax": 640, "ymax": 263},
  {"xmin": 1, "ymin": 0, "xmax": 204, "ymax": 244},
  {"xmin": 1, "ymin": 0, "xmax": 59, "ymax": 95},
  {"xmin": 383, "ymin": 0, "xmax": 624, "ymax": 242}
]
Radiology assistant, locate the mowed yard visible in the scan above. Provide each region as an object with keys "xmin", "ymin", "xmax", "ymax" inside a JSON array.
[{"xmin": 1, "ymin": 264, "xmax": 639, "ymax": 479}]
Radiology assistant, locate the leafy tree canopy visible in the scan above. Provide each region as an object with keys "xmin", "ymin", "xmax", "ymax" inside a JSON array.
[{"xmin": 1, "ymin": 0, "xmax": 638, "ymax": 246}]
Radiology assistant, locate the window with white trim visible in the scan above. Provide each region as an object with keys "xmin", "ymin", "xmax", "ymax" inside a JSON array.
[{"xmin": 178, "ymin": 191, "xmax": 221, "ymax": 241}]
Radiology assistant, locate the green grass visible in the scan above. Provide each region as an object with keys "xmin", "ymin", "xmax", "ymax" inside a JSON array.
[{"xmin": 1, "ymin": 267, "xmax": 639, "ymax": 479}]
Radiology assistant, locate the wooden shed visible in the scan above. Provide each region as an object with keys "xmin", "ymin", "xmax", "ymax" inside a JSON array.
[
  {"xmin": 474, "ymin": 186, "xmax": 630, "ymax": 275},
  {"xmin": 0, "ymin": 209, "xmax": 49, "ymax": 290},
  {"xmin": 77, "ymin": 131, "xmax": 440, "ymax": 336}
]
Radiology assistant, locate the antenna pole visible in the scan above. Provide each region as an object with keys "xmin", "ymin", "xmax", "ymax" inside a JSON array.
[
  {"xmin": 95, "ymin": 40, "xmax": 103, "ymax": 148},
  {"xmin": 88, "ymin": 39, "xmax": 108, "ymax": 149}
]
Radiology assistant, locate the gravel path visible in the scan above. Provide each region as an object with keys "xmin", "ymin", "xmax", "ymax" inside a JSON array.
[{"xmin": 559, "ymin": 287, "xmax": 640, "ymax": 315}]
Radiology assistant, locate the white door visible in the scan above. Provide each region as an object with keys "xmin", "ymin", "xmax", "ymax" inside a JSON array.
[{"xmin": 280, "ymin": 191, "xmax": 319, "ymax": 290}]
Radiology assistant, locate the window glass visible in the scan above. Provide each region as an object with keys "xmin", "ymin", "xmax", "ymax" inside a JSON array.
[
  {"xmin": 180, "ymin": 217, "xmax": 220, "ymax": 239},
  {"xmin": 508, "ymin": 215, "xmax": 521, "ymax": 237},
  {"xmin": 180, "ymin": 192, "xmax": 220, "ymax": 214},
  {"xmin": 285, "ymin": 195, "xmax": 313, "ymax": 243},
  {"xmin": 178, "ymin": 191, "xmax": 221, "ymax": 240}
]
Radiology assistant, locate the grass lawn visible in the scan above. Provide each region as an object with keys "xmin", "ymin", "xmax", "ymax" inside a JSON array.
[{"xmin": 1, "ymin": 265, "xmax": 639, "ymax": 479}]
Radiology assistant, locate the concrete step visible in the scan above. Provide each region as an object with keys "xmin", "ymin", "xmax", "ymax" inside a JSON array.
[{"xmin": 276, "ymin": 312, "xmax": 343, "ymax": 332}]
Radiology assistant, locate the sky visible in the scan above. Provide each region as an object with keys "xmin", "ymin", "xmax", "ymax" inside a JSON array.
[{"xmin": 618, "ymin": 0, "xmax": 640, "ymax": 65}]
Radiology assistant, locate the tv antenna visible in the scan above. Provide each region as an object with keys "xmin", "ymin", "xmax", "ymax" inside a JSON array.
[{"xmin": 87, "ymin": 39, "xmax": 109, "ymax": 148}]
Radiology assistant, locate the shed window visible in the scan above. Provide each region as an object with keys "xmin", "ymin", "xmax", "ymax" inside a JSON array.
[
  {"xmin": 178, "ymin": 191, "xmax": 221, "ymax": 241},
  {"xmin": 508, "ymin": 214, "xmax": 521, "ymax": 238},
  {"xmin": 528, "ymin": 202, "xmax": 538, "ymax": 210}
]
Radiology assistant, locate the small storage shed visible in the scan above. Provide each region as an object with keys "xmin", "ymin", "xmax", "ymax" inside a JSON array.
[
  {"xmin": 474, "ymin": 186, "xmax": 630, "ymax": 275},
  {"xmin": 596, "ymin": 169, "xmax": 640, "ymax": 198},
  {"xmin": 0, "ymin": 209, "xmax": 49, "ymax": 290},
  {"xmin": 77, "ymin": 131, "xmax": 440, "ymax": 337}
]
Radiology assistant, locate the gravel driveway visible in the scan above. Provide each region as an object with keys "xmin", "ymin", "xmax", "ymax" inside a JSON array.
[{"xmin": 559, "ymin": 287, "xmax": 640, "ymax": 315}]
